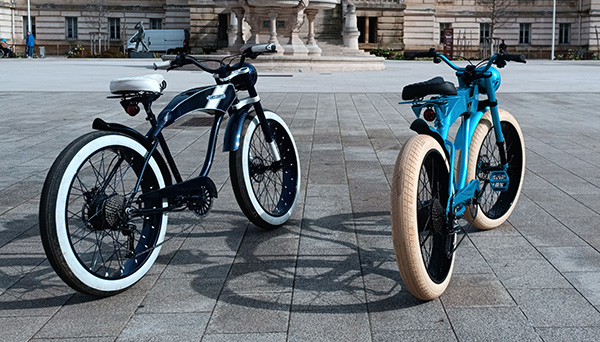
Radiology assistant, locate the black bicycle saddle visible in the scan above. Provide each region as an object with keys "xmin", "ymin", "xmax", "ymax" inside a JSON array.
[{"xmin": 402, "ymin": 77, "xmax": 457, "ymax": 100}]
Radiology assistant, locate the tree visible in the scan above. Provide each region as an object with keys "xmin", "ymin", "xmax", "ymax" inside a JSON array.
[
  {"xmin": 83, "ymin": 0, "xmax": 114, "ymax": 54},
  {"xmin": 477, "ymin": 0, "xmax": 515, "ymax": 56},
  {"xmin": 478, "ymin": 0, "xmax": 515, "ymax": 39}
]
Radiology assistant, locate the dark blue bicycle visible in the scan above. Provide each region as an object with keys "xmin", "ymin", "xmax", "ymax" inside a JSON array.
[
  {"xmin": 39, "ymin": 44, "xmax": 301, "ymax": 296},
  {"xmin": 391, "ymin": 49, "xmax": 526, "ymax": 300}
]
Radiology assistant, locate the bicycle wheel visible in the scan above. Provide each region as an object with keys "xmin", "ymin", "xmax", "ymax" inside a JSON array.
[
  {"xmin": 391, "ymin": 134, "xmax": 455, "ymax": 300},
  {"xmin": 39, "ymin": 132, "xmax": 168, "ymax": 296},
  {"xmin": 466, "ymin": 109, "xmax": 525, "ymax": 230},
  {"xmin": 229, "ymin": 110, "xmax": 300, "ymax": 230}
]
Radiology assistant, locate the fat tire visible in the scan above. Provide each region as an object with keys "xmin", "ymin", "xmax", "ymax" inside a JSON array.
[
  {"xmin": 229, "ymin": 111, "xmax": 300, "ymax": 230},
  {"xmin": 466, "ymin": 109, "xmax": 525, "ymax": 230},
  {"xmin": 39, "ymin": 132, "xmax": 168, "ymax": 296},
  {"xmin": 391, "ymin": 135, "xmax": 455, "ymax": 301}
]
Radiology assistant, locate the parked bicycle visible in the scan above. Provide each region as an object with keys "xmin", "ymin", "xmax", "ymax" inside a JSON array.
[
  {"xmin": 391, "ymin": 49, "xmax": 526, "ymax": 300},
  {"xmin": 39, "ymin": 44, "xmax": 301, "ymax": 297}
]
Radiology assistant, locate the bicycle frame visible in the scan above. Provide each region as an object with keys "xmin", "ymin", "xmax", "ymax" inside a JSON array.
[
  {"xmin": 400, "ymin": 53, "xmax": 508, "ymax": 219},
  {"xmin": 93, "ymin": 64, "xmax": 276, "ymax": 212}
]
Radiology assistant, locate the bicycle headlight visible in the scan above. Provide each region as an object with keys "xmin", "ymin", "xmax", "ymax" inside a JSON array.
[
  {"xmin": 231, "ymin": 63, "xmax": 258, "ymax": 91},
  {"xmin": 477, "ymin": 67, "xmax": 501, "ymax": 93}
]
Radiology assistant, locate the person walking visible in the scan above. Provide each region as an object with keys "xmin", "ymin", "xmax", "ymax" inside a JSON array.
[
  {"xmin": 26, "ymin": 31, "xmax": 34, "ymax": 58},
  {"xmin": 499, "ymin": 39, "xmax": 507, "ymax": 54}
]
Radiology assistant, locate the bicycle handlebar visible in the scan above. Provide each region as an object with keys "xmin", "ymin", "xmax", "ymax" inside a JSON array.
[
  {"xmin": 152, "ymin": 43, "xmax": 277, "ymax": 73},
  {"xmin": 500, "ymin": 53, "xmax": 527, "ymax": 64},
  {"xmin": 404, "ymin": 49, "xmax": 437, "ymax": 59},
  {"xmin": 404, "ymin": 48, "xmax": 526, "ymax": 72}
]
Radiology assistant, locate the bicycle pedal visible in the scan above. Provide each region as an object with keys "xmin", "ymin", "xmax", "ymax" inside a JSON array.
[{"xmin": 489, "ymin": 170, "xmax": 509, "ymax": 191}]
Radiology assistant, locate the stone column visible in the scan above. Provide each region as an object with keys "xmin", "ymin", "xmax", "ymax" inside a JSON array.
[
  {"xmin": 342, "ymin": 2, "xmax": 360, "ymax": 50},
  {"xmin": 230, "ymin": 8, "xmax": 246, "ymax": 53},
  {"xmin": 305, "ymin": 9, "xmax": 321, "ymax": 56},
  {"xmin": 268, "ymin": 8, "xmax": 284, "ymax": 54},
  {"xmin": 283, "ymin": 2, "xmax": 309, "ymax": 56},
  {"xmin": 242, "ymin": 7, "xmax": 261, "ymax": 50}
]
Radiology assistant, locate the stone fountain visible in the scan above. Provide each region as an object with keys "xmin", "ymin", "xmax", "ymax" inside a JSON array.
[{"xmin": 209, "ymin": 0, "xmax": 384, "ymax": 71}]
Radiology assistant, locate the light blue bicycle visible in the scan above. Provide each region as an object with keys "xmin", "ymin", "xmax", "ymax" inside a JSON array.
[{"xmin": 391, "ymin": 49, "xmax": 526, "ymax": 300}]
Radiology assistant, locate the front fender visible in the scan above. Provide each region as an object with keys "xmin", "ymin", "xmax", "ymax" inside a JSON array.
[{"xmin": 222, "ymin": 108, "xmax": 250, "ymax": 152}]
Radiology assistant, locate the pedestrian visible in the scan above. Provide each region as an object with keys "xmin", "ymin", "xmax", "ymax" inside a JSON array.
[
  {"xmin": 499, "ymin": 39, "xmax": 507, "ymax": 54},
  {"xmin": 26, "ymin": 31, "xmax": 34, "ymax": 58}
]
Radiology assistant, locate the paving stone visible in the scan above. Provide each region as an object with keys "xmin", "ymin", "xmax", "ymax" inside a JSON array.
[
  {"xmin": 206, "ymin": 292, "xmax": 291, "ymax": 334},
  {"xmin": 288, "ymin": 310, "xmax": 371, "ymax": 342},
  {"xmin": 488, "ymin": 258, "xmax": 571, "ymax": 289},
  {"xmin": 202, "ymin": 332, "xmax": 287, "ymax": 342},
  {"xmin": 372, "ymin": 329, "xmax": 457, "ymax": 342},
  {"xmin": 469, "ymin": 235, "xmax": 544, "ymax": 261},
  {"xmin": 510, "ymin": 288, "xmax": 600, "ymax": 328},
  {"xmin": 2, "ymin": 316, "xmax": 52, "ymax": 342},
  {"xmin": 447, "ymin": 307, "xmax": 541, "ymax": 341},
  {"xmin": 562, "ymin": 272, "xmax": 600, "ymax": 307},
  {"xmin": 368, "ymin": 292, "xmax": 451, "ymax": 332},
  {"xmin": 440, "ymin": 274, "xmax": 515, "ymax": 308},
  {"xmin": 34, "ymin": 293, "xmax": 145, "ymax": 339},
  {"xmin": 538, "ymin": 246, "xmax": 600, "ymax": 273},
  {"xmin": 117, "ymin": 312, "xmax": 211, "ymax": 341},
  {"xmin": 535, "ymin": 327, "xmax": 600, "ymax": 342}
]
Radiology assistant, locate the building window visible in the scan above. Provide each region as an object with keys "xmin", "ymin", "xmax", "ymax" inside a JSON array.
[
  {"xmin": 23, "ymin": 16, "xmax": 36, "ymax": 38},
  {"xmin": 519, "ymin": 23, "xmax": 531, "ymax": 45},
  {"xmin": 368, "ymin": 17, "xmax": 378, "ymax": 44},
  {"xmin": 479, "ymin": 23, "xmax": 490, "ymax": 44},
  {"xmin": 65, "ymin": 17, "xmax": 78, "ymax": 40},
  {"xmin": 357, "ymin": 17, "xmax": 378, "ymax": 44},
  {"xmin": 440, "ymin": 23, "xmax": 451, "ymax": 44},
  {"xmin": 559, "ymin": 23, "xmax": 571, "ymax": 44},
  {"xmin": 109, "ymin": 18, "xmax": 121, "ymax": 40},
  {"xmin": 150, "ymin": 18, "xmax": 162, "ymax": 30}
]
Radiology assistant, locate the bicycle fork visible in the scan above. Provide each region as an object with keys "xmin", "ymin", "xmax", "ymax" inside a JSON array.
[
  {"xmin": 485, "ymin": 79, "xmax": 511, "ymax": 192},
  {"xmin": 248, "ymin": 85, "xmax": 281, "ymax": 163}
]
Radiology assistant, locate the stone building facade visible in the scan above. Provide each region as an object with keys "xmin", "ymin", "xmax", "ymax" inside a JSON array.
[
  {"xmin": 1, "ymin": 0, "xmax": 599, "ymax": 58},
  {"xmin": 404, "ymin": 0, "xmax": 600, "ymax": 59}
]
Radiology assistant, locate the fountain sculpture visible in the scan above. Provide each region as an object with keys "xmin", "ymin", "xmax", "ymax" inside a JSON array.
[{"xmin": 207, "ymin": 0, "xmax": 384, "ymax": 71}]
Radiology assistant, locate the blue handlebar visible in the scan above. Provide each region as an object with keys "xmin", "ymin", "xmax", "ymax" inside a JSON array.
[{"xmin": 405, "ymin": 49, "xmax": 526, "ymax": 74}]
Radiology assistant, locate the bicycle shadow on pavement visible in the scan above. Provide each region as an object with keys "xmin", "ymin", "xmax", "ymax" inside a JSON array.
[
  {"xmin": 0, "ymin": 214, "xmax": 97, "ymax": 313},
  {"xmin": 177, "ymin": 210, "xmax": 425, "ymax": 312}
]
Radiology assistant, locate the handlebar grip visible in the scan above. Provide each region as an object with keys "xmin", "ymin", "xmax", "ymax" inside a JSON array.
[
  {"xmin": 251, "ymin": 44, "xmax": 277, "ymax": 54},
  {"xmin": 502, "ymin": 53, "xmax": 527, "ymax": 63},
  {"xmin": 153, "ymin": 60, "xmax": 172, "ymax": 70}
]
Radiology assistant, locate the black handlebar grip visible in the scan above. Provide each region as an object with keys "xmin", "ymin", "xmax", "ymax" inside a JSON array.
[{"xmin": 502, "ymin": 53, "xmax": 527, "ymax": 63}]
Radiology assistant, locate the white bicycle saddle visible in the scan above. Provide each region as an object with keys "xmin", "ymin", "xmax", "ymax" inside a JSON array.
[{"xmin": 109, "ymin": 74, "xmax": 166, "ymax": 94}]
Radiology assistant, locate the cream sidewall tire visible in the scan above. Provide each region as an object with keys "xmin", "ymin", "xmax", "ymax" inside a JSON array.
[
  {"xmin": 391, "ymin": 134, "xmax": 455, "ymax": 301},
  {"xmin": 466, "ymin": 109, "xmax": 526, "ymax": 230}
]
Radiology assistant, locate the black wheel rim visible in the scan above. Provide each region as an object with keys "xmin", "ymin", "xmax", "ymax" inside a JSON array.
[
  {"xmin": 248, "ymin": 120, "xmax": 298, "ymax": 217},
  {"xmin": 476, "ymin": 121, "xmax": 523, "ymax": 219},
  {"xmin": 416, "ymin": 150, "xmax": 453, "ymax": 284},
  {"xmin": 65, "ymin": 146, "xmax": 163, "ymax": 280}
]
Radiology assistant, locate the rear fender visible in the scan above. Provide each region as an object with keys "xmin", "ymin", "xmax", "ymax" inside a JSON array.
[
  {"xmin": 410, "ymin": 118, "xmax": 451, "ymax": 162},
  {"xmin": 92, "ymin": 118, "xmax": 172, "ymax": 186}
]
